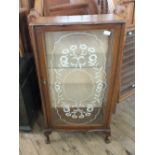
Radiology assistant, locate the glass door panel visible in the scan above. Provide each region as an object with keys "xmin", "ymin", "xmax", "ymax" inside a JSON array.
[{"xmin": 45, "ymin": 30, "xmax": 113, "ymax": 125}]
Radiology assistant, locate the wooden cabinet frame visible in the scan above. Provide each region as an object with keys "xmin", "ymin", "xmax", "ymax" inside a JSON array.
[{"xmin": 29, "ymin": 14, "xmax": 125, "ymax": 143}]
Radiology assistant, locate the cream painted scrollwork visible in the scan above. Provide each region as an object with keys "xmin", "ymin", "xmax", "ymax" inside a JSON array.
[
  {"xmin": 60, "ymin": 44, "xmax": 97, "ymax": 68},
  {"xmin": 50, "ymin": 32, "xmax": 109, "ymax": 124}
]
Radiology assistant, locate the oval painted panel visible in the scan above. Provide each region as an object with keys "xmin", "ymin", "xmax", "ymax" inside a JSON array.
[{"xmin": 45, "ymin": 30, "xmax": 111, "ymax": 124}]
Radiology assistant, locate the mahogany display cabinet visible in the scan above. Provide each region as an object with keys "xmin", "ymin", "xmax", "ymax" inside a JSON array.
[
  {"xmin": 112, "ymin": 0, "xmax": 135, "ymax": 101},
  {"xmin": 29, "ymin": 14, "xmax": 125, "ymax": 143},
  {"xmin": 119, "ymin": 28, "xmax": 135, "ymax": 101}
]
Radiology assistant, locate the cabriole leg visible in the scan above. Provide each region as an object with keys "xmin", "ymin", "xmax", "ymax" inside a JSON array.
[
  {"xmin": 104, "ymin": 134, "xmax": 111, "ymax": 144},
  {"xmin": 44, "ymin": 129, "xmax": 52, "ymax": 144},
  {"xmin": 104, "ymin": 128, "xmax": 111, "ymax": 144}
]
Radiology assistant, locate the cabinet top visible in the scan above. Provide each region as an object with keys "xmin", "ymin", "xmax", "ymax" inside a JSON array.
[{"xmin": 29, "ymin": 14, "xmax": 125, "ymax": 26}]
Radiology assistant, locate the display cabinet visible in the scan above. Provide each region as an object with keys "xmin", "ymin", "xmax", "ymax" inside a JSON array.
[
  {"xmin": 108, "ymin": 0, "xmax": 135, "ymax": 102},
  {"xmin": 19, "ymin": 8, "xmax": 41, "ymax": 131},
  {"xmin": 32, "ymin": 0, "xmax": 98, "ymax": 16},
  {"xmin": 119, "ymin": 28, "xmax": 135, "ymax": 101},
  {"xmin": 29, "ymin": 14, "xmax": 125, "ymax": 143}
]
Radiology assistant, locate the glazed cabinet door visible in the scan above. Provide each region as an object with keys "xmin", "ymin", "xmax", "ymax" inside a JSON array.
[
  {"xmin": 29, "ymin": 15, "xmax": 125, "ymax": 130},
  {"xmin": 45, "ymin": 29, "xmax": 113, "ymax": 126}
]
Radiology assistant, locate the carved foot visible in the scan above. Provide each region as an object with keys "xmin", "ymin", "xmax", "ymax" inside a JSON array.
[
  {"xmin": 44, "ymin": 129, "xmax": 52, "ymax": 144},
  {"xmin": 45, "ymin": 134, "xmax": 50, "ymax": 144},
  {"xmin": 105, "ymin": 135, "xmax": 111, "ymax": 144},
  {"xmin": 104, "ymin": 128, "xmax": 111, "ymax": 144}
]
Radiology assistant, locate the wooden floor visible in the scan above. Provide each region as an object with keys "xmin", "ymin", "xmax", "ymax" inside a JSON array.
[{"xmin": 19, "ymin": 95, "xmax": 135, "ymax": 155}]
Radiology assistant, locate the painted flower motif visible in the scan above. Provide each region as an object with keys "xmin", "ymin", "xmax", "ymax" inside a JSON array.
[
  {"xmin": 79, "ymin": 114, "xmax": 85, "ymax": 119},
  {"xmin": 65, "ymin": 113, "xmax": 71, "ymax": 117},
  {"xmin": 80, "ymin": 44, "xmax": 87, "ymax": 50},
  {"xmin": 70, "ymin": 45, "xmax": 77, "ymax": 51},
  {"xmin": 70, "ymin": 56, "xmax": 86, "ymax": 68},
  {"xmin": 89, "ymin": 54, "xmax": 97, "ymax": 61},
  {"xmin": 62, "ymin": 49, "xmax": 69, "ymax": 54},
  {"xmin": 72, "ymin": 114, "xmax": 78, "ymax": 119},
  {"xmin": 55, "ymin": 82, "xmax": 62, "ymax": 93},
  {"xmin": 88, "ymin": 54, "xmax": 97, "ymax": 66},
  {"xmin": 96, "ymin": 82, "xmax": 103, "ymax": 93},
  {"xmin": 63, "ymin": 105, "xmax": 70, "ymax": 113},
  {"xmin": 85, "ymin": 113, "xmax": 91, "ymax": 117},
  {"xmin": 87, "ymin": 104, "xmax": 94, "ymax": 112},
  {"xmin": 60, "ymin": 56, "xmax": 69, "ymax": 67},
  {"xmin": 60, "ymin": 44, "xmax": 98, "ymax": 68},
  {"xmin": 88, "ymin": 47, "xmax": 95, "ymax": 53}
]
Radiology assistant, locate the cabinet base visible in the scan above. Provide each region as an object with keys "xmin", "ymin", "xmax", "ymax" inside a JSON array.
[{"xmin": 43, "ymin": 128, "xmax": 111, "ymax": 144}]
